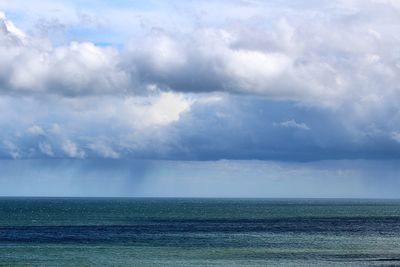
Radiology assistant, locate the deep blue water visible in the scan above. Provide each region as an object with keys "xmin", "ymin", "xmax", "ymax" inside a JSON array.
[{"xmin": 1, "ymin": 198, "xmax": 400, "ymax": 266}]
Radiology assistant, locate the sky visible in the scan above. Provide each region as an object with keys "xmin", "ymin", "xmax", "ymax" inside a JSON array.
[{"xmin": 0, "ymin": 0, "xmax": 400, "ymax": 197}]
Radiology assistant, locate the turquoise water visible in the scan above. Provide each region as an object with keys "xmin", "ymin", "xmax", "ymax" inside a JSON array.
[{"xmin": 1, "ymin": 198, "xmax": 400, "ymax": 266}]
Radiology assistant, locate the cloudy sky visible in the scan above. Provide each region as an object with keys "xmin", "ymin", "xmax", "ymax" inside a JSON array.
[{"xmin": 0, "ymin": 0, "xmax": 400, "ymax": 197}]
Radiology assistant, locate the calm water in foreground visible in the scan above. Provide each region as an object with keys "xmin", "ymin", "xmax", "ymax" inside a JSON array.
[{"xmin": 1, "ymin": 198, "xmax": 400, "ymax": 266}]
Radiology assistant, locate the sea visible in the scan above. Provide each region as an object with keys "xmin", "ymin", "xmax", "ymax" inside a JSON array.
[{"xmin": 0, "ymin": 198, "xmax": 400, "ymax": 266}]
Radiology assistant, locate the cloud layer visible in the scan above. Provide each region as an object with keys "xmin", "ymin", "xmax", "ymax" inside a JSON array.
[
  {"xmin": 1, "ymin": 1, "xmax": 400, "ymax": 105},
  {"xmin": 0, "ymin": 1, "xmax": 400, "ymax": 161},
  {"xmin": 1, "ymin": 93, "xmax": 400, "ymax": 161},
  {"xmin": 0, "ymin": 13, "xmax": 129, "ymax": 96}
]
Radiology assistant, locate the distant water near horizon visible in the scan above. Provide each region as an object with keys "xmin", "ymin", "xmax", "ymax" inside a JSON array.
[{"xmin": 1, "ymin": 198, "xmax": 400, "ymax": 266}]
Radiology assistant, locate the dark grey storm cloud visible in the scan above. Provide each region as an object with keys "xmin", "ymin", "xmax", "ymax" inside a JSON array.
[{"xmin": 1, "ymin": 94, "xmax": 400, "ymax": 161}]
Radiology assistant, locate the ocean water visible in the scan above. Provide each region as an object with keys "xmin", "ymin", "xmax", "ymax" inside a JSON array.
[{"xmin": 0, "ymin": 198, "xmax": 400, "ymax": 266}]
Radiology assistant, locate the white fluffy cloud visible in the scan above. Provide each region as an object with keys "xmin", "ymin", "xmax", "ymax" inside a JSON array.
[
  {"xmin": 88, "ymin": 141, "xmax": 119, "ymax": 159},
  {"xmin": 28, "ymin": 125, "xmax": 45, "ymax": 135},
  {"xmin": 275, "ymin": 120, "xmax": 310, "ymax": 131},
  {"xmin": 38, "ymin": 142, "xmax": 54, "ymax": 156},
  {"xmin": 0, "ymin": 13, "xmax": 129, "ymax": 95},
  {"xmin": 113, "ymin": 0, "xmax": 400, "ymax": 109},
  {"xmin": 2, "ymin": 140, "xmax": 20, "ymax": 159},
  {"xmin": 0, "ymin": 1, "xmax": 399, "ymax": 108},
  {"xmin": 391, "ymin": 132, "xmax": 400, "ymax": 143},
  {"xmin": 61, "ymin": 139, "xmax": 85, "ymax": 158},
  {"xmin": 124, "ymin": 91, "xmax": 192, "ymax": 127}
]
